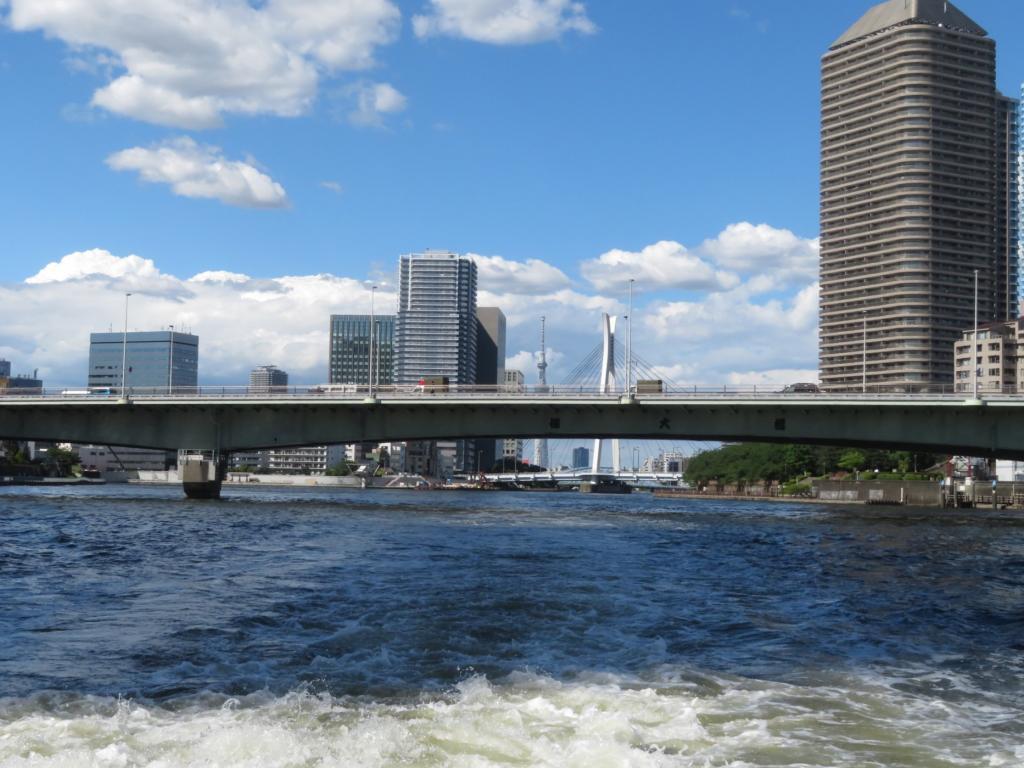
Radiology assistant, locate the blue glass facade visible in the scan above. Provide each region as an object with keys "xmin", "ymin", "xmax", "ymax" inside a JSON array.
[
  {"xmin": 329, "ymin": 315, "xmax": 394, "ymax": 386},
  {"xmin": 87, "ymin": 331, "xmax": 198, "ymax": 390}
]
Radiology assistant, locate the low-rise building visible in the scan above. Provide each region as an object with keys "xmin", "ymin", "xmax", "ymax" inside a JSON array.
[
  {"xmin": 0, "ymin": 361, "xmax": 42, "ymax": 391},
  {"xmin": 954, "ymin": 319, "xmax": 1021, "ymax": 394},
  {"xmin": 73, "ymin": 444, "xmax": 171, "ymax": 472},
  {"xmin": 265, "ymin": 445, "xmax": 345, "ymax": 475}
]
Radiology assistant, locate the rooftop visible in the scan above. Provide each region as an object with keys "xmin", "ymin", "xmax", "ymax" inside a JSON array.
[{"xmin": 832, "ymin": 0, "xmax": 986, "ymax": 49}]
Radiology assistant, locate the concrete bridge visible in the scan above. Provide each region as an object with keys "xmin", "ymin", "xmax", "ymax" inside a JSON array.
[{"xmin": 1, "ymin": 387, "xmax": 1021, "ymax": 460}]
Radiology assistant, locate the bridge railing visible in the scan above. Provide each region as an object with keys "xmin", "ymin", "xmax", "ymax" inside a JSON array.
[{"xmin": 2, "ymin": 382, "xmax": 1023, "ymax": 400}]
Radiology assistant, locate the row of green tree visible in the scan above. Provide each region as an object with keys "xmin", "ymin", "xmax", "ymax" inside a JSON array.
[
  {"xmin": 0, "ymin": 441, "xmax": 80, "ymax": 477},
  {"xmin": 684, "ymin": 443, "xmax": 944, "ymax": 486}
]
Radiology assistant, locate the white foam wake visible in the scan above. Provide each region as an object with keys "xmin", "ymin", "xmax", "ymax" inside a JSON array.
[{"xmin": 0, "ymin": 672, "xmax": 1020, "ymax": 767}]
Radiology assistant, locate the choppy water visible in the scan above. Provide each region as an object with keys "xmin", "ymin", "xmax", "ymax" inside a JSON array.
[{"xmin": 0, "ymin": 485, "xmax": 1022, "ymax": 767}]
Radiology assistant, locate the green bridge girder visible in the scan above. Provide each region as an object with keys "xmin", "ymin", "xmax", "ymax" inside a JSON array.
[{"xmin": 0, "ymin": 394, "xmax": 1022, "ymax": 459}]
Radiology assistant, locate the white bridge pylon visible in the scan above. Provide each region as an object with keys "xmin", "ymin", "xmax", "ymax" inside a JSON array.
[{"xmin": 591, "ymin": 313, "xmax": 620, "ymax": 474}]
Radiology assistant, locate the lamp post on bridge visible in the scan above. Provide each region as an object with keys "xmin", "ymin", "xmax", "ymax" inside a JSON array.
[
  {"xmin": 369, "ymin": 284, "xmax": 377, "ymax": 398},
  {"xmin": 120, "ymin": 292, "xmax": 132, "ymax": 395},
  {"xmin": 168, "ymin": 324, "xmax": 174, "ymax": 395},
  {"xmin": 626, "ymin": 278, "xmax": 634, "ymax": 395},
  {"xmin": 973, "ymin": 269, "xmax": 979, "ymax": 401},
  {"xmin": 861, "ymin": 310, "xmax": 867, "ymax": 394}
]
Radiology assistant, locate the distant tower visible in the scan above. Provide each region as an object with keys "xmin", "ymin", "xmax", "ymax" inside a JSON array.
[{"xmin": 534, "ymin": 316, "xmax": 549, "ymax": 469}]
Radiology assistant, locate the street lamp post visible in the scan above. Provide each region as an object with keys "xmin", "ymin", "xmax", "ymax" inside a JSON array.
[
  {"xmin": 167, "ymin": 324, "xmax": 174, "ymax": 395},
  {"xmin": 973, "ymin": 269, "xmax": 979, "ymax": 400},
  {"xmin": 120, "ymin": 292, "xmax": 132, "ymax": 395},
  {"xmin": 626, "ymin": 278, "xmax": 634, "ymax": 394},
  {"xmin": 862, "ymin": 311, "xmax": 867, "ymax": 394},
  {"xmin": 369, "ymin": 285, "xmax": 377, "ymax": 398}
]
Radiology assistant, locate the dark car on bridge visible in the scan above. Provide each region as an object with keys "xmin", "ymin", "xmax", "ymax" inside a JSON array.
[{"xmin": 781, "ymin": 383, "xmax": 821, "ymax": 394}]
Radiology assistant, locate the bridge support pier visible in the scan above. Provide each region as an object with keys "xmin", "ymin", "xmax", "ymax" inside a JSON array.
[{"xmin": 180, "ymin": 453, "xmax": 227, "ymax": 500}]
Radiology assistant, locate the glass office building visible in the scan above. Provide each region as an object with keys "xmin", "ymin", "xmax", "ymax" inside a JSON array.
[
  {"xmin": 395, "ymin": 252, "xmax": 478, "ymax": 385},
  {"xmin": 329, "ymin": 315, "xmax": 395, "ymax": 386},
  {"xmin": 88, "ymin": 331, "xmax": 198, "ymax": 390}
]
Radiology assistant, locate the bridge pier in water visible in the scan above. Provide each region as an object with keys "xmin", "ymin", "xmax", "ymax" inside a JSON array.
[{"xmin": 180, "ymin": 453, "xmax": 228, "ymax": 500}]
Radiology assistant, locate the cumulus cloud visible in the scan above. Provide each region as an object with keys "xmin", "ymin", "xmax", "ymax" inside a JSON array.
[
  {"xmin": 582, "ymin": 241, "xmax": 740, "ymax": 293},
  {"xmin": 106, "ymin": 138, "xmax": 289, "ymax": 209},
  {"xmin": 6, "ymin": 0, "xmax": 401, "ymax": 128},
  {"xmin": 699, "ymin": 222, "xmax": 819, "ymax": 281},
  {"xmin": 413, "ymin": 0, "xmax": 595, "ymax": 44},
  {"xmin": 5, "ymin": 250, "xmax": 391, "ymax": 386},
  {"xmin": 4, "ymin": 222, "xmax": 821, "ymax": 391},
  {"xmin": 724, "ymin": 369, "xmax": 820, "ymax": 391},
  {"xmin": 472, "ymin": 254, "xmax": 572, "ymax": 295},
  {"xmin": 26, "ymin": 249, "xmax": 166, "ymax": 285},
  {"xmin": 346, "ymin": 81, "xmax": 407, "ymax": 126},
  {"xmin": 639, "ymin": 282, "xmax": 819, "ymax": 384},
  {"xmin": 505, "ymin": 348, "xmax": 563, "ymax": 381}
]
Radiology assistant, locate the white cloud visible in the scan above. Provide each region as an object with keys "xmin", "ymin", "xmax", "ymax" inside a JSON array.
[
  {"xmin": 581, "ymin": 241, "xmax": 740, "ymax": 293},
  {"xmin": 320, "ymin": 180, "xmax": 344, "ymax": 194},
  {"xmin": 5, "ymin": 223, "xmax": 822, "ymax": 391},
  {"xmin": 413, "ymin": 0, "xmax": 595, "ymax": 44},
  {"xmin": 724, "ymin": 369, "xmax": 820, "ymax": 391},
  {"xmin": 26, "ymin": 249, "xmax": 166, "ymax": 285},
  {"xmin": 6, "ymin": 250, "xmax": 392, "ymax": 386},
  {"xmin": 699, "ymin": 222, "xmax": 819, "ymax": 281},
  {"xmin": 346, "ymin": 81, "xmax": 407, "ymax": 126},
  {"xmin": 471, "ymin": 254, "xmax": 571, "ymax": 295},
  {"xmin": 505, "ymin": 348, "xmax": 563, "ymax": 381},
  {"xmin": 639, "ymin": 282, "xmax": 819, "ymax": 384},
  {"xmin": 6, "ymin": 0, "xmax": 401, "ymax": 128},
  {"xmin": 645, "ymin": 282, "xmax": 818, "ymax": 343},
  {"xmin": 189, "ymin": 270, "xmax": 251, "ymax": 284},
  {"xmin": 106, "ymin": 137, "xmax": 289, "ymax": 209}
]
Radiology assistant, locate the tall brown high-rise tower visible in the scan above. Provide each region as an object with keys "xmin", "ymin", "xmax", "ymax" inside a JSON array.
[{"xmin": 819, "ymin": 0, "xmax": 1018, "ymax": 392}]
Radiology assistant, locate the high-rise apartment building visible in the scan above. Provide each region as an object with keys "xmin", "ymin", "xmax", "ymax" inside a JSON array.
[
  {"xmin": 329, "ymin": 315, "xmax": 395, "ymax": 386},
  {"xmin": 0, "ymin": 360, "xmax": 9, "ymax": 379},
  {"xmin": 88, "ymin": 331, "xmax": 198, "ymax": 390},
  {"xmin": 820, "ymin": 0, "xmax": 1019, "ymax": 391},
  {"xmin": 395, "ymin": 251, "xmax": 478, "ymax": 475},
  {"xmin": 249, "ymin": 365, "xmax": 288, "ymax": 392},
  {"xmin": 395, "ymin": 252, "xmax": 478, "ymax": 385},
  {"xmin": 1019, "ymin": 83, "xmax": 1023, "ymax": 307}
]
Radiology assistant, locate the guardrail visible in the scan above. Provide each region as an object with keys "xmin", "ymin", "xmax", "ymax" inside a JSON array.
[{"xmin": 0, "ymin": 384, "xmax": 1021, "ymax": 400}]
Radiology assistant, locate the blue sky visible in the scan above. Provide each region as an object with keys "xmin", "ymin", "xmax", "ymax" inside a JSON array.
[{"xmin": 1, "ymin": 0, "xmax": 1022, "ymax": 389}]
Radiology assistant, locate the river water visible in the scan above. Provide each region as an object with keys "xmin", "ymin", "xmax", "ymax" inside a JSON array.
[{"xmin": 0, "ymin": 485, "xmax": 1022, "ymax": 767}]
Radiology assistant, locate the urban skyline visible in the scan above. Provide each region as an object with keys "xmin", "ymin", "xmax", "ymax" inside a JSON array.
[{"xmin": 1, "ymin": 2, "xmax": 1023, "ymax": 394}]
